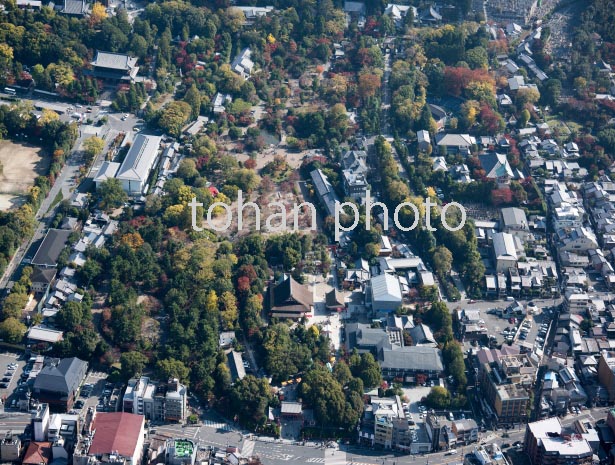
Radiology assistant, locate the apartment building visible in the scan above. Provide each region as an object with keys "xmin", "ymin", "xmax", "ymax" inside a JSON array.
[
  {"xmin": 480, "ymin": 354, "xmax": 536, "ymax": 426},
  {"xmin": 597, "ymin": 352, "xmax": 615, "ymax": 402},
  {"xmin": 524, "ymin": 417, "xmax": 593, "ymax": 465},
  {"xmin": 122, "ymin": 377, "xmax": 188, "ymax": 423}
]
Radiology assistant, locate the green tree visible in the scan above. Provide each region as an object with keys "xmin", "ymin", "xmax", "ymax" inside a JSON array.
[
  {"xmin": 350, "ymin": 353, "xmax": 382, "ymax": 389},
  {"xmin": 425, "ymin": 386, "xmax": 451, "ymax": 408},
  {"xmin": 158, "ymin": 101, "xmax": 192, "ymax": 137},
  {"xmin": 157, "ymin": 358, "xmax": 190, "ymax": 384},
  {"xmin": 2, "ymin": 292, "xmax": 27, "ymax": 319},
  {"xmin": 56, "ymin": 301, "xmax": 84, "ymax": 332},
  {"xmin": 84, "ymin": 136, "xmax": 105, "ymax": 159},
  {"xmin": 0, "ymin": 317, "xmax": 26, "ymax": 343},
  {"xmin": 432, "ymin": 245, "xmax": 453, "ymax": 277},
  {"xmin": 300, "ymin": 366, "xmax": 361, "ymax": 428},
  {"xmin": 120, "ymin": 351, "xmax": 148, "ymax": 380},
  {"xmin": 184, "ymin": 84, "xmax": 201, "ymax": 120},
  {"xmin": 98, "ymin": 178, "xmax": 128, "ymax": 211},
  {"xmin": 229, "ymin": 375, "xmax": 272, "ymax": 426}
]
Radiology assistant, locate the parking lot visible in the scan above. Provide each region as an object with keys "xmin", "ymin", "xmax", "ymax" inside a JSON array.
[
  {"xmin": 458, "ymin": 298, "xmax": 561, "ymax": 353},
  {"xmin": 0, "ymin": 352, "xmax": 25, "ymax": 407},
  {"xmin": 77, "ymin": 371, "xmax": 112, "ymax": 415}
]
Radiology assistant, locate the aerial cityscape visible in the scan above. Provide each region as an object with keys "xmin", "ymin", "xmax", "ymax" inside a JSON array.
[{"xmin": 0, "ymin": 0, "xmax": 614, "ymax": 464}]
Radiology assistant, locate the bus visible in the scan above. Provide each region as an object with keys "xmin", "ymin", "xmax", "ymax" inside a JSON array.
[{"xmin": 4, "ymin": 87, "xmax": 16, "ymax": 95}]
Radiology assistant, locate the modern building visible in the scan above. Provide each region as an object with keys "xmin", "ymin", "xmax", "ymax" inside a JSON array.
[
  {"xmin": 341, "ymin": 150, "xmax": 369, "ymax": 202},
  {"xmin": 425, "ymin": 414, "xmax": 455, "ymax": 451},
  {"xmin": 32, "ymin": 357, "xmax": 88, "ymax": 412},
  {"xmin": 452, "ymin": 419, "xmax": 479, "ymax": 445},
  {"xmin": 363, "ymin": 396, "xmax": 412, "ymax": 450},
  {"xmin": 166, "ymin": 439, "xmax": 197, "ymax": 465},
  {"xmin": 480, "ymin": 354, "xmax": 536, "ymax": 427},
  {"xmin": 598, "ymin": 352, "xmax": 615, "ymax": 402},
  {"xmin": 0, "ymin": 434, "xmax": 20, "ymax": 462},
  {"xmin": 524, "ymin": 417, "xmax": 593, "ymax": 465},
  {"xmin": 30, "ymin": 267, "xmax": 57, "ymax": 295},
  {"xmin": 89, "ymin": 51, "xmax": 139, "ymax": 82},
  {"xmin": 115, "ymin": 134, "xmax": 162, "ymax": 195},
  {"xmin": 122, "ymin": 377, "xmax": 188, "ymax": 423},
  {"xmin": 266, "ymin": 274, "xmax": 314, "ymax": 319},
  {"xmin": 31, "ymin": 229, "xmax": 72, "ymax": 268}
]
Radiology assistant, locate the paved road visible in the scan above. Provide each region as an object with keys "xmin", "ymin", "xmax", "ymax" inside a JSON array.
[{"xmin": 148, "ymin": 405, "xmax": 610, "ymax": 465}]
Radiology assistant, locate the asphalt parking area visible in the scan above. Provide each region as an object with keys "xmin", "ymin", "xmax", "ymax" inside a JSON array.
[{"xmin": 0, "ymin": 352, "xmax": 24, "ymax": 406}]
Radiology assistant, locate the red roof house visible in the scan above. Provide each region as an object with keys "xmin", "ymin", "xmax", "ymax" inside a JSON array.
[
  {"xmin": 23, "ymin": 442, "xmax": 52, "ymax": 465},
  {"xmin": 88, "ymin": 412, "xmax": 145, "ymax": 463}
]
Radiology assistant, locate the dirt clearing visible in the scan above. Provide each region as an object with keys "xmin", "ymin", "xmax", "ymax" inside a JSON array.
[{"xmin": 0, "ymin": 140, "xmax": 49, "ymax": 210}]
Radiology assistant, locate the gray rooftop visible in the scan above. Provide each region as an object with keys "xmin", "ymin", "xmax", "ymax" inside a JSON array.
[
  {"xmin": 116, "ymin": 134, "xmax": 162, "ymax": 182},
  {"xmin": 501, "ymin": 207, "xmax": 528, "ymax": 228},
  {"xmin": 380, "ymin": 346, "xmax": 444, "ymax": 372},
  {"xmin": 91, "ymin": 51, "xmax": 138, "ymax": 71},
  {"xmin": 31, "ymin": 229, "xmax": 72, "ymax": 268},
  {"xmin": 33, "ymin": 357, "xmax": 88, "ymax": 396}
]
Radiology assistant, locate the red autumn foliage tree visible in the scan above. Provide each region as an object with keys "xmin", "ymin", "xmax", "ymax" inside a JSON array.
[{"xmin": 443, "ymin": 67, "xmax": 495, "ymax": 97}]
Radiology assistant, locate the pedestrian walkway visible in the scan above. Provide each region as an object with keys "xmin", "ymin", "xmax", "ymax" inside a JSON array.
[
  {"xmin": 325, "ymin": 449, "xmax": 347, "ymax": 465},
  {"xmin": 241, "ymin": 439, "xmax": 255, "ymax": 458},
  {"xmin": 202, "ymin": 420, "xmax": 233, "ymax": 431}
]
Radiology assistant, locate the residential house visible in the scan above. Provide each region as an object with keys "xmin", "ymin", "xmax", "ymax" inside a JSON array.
[
  {"xmin": 492, "ymin": 232, "xmax": 518, "ymax": 273},
  {"xmin": 417, "ymin": 130, "xmax": 431, "ymax": 152},
  {"xmin": 212, "ymin": 92, "xmax": 232, "ymax": 114},
  {"xmin": 341, "ymin": 150, "xmax": 369, "ymax": 202},
  {"xmin": 436, "ymin": 133, "xmax": 474, "ymax": 155},
  {"xmin": 230, "ymin": 48, "xmax": 254, "ymax": 79},
  {"xmin": 500, "ymin": 207, "xmax": 530, "ymax": 241}
]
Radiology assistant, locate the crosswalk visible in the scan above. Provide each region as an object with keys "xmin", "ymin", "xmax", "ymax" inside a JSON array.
[
  {"xmin": 202, "ymin": 420, "xmax": 233, "ymax": 431},
  {"xmin": 305, "ymin": 457, "xmax": 378, "ymax": 465},
  {"xmin": 325, "ymin": 449, "xmax": 347, "ymax": 465},
  {"xmin": 242, "ymin": 439, "xmax": 255, "ymax": 457}
]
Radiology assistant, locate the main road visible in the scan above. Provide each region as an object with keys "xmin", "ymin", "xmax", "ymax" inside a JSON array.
[{"xmin": 152, "ymin": 406, "xmax": 608, "ymax": 465}]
